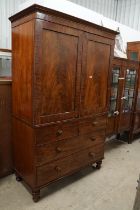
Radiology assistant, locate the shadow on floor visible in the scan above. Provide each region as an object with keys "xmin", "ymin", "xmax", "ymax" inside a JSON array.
[
  {"xmin": 16, "ymin": 164, "xmax": 99, "ymax": 201},
  {"xmin": 105, "ymin": 139, "xmax": 126, "ymax": 152},
  {"xmin": 41, "ymin": 166, "xmax": 98, "ymax": 200}
]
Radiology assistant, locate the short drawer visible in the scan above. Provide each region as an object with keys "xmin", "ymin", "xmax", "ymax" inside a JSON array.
[
  {"xmin": 79, "ymin": 115, "xmax": 107, "ymax": 135},
  {"xmin": 35, "ymin": 120, "xmax": 79, "ymax": 145},
  {"xmin": 35, "ymin": 132, "xmax": 105, "ymax": 166},
  {"xmin": 37, "ymin": 146, "xmax": 104, "ymax": 186}
]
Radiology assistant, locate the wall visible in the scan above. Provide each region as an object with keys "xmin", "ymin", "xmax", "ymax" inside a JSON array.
[
  {"xmin": 0, "ymin": 0, "xmax": 26, "ymax": 49},
  {"xmin": 1, "ymin": 0, "xmax": 140, "ymax": 49},
  {"xmin": 69, "ymin": 0, "xmax": 140, "ymax": 31},
  {"xmin": 69, "ymin": 0, "xmax": 118, "ymax": 20}
]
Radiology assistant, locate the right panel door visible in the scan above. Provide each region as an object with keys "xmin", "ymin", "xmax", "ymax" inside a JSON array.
[{"xmin": 80, "ymin": 34, "xmax": 112, "ymax": 117}]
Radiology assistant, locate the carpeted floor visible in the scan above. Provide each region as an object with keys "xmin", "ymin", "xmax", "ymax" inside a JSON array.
[{"xmin": 0, "ymin": 139, "xmax": 140, "ymax": 210}]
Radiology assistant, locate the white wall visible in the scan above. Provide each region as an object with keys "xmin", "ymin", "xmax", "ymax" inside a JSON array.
[
  {"xmin": 69, "ymin": 0, "xmax": 140, "ymax": 31},
  {"xmin": 69, "ymin": 0, "xmax": 118, "ymax": 20},
  {"xmin": 0, "ymin": 0, "xmax": 26, "ymax": 49},
  {"xmin": 1, "ymin": 0, "xmax": 140, "ymax": 49}
]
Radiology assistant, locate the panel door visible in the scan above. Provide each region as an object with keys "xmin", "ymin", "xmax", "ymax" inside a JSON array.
[
  {"xmin": 80, "ymin": 34, "xmax": 112, "ymax": 117},
  {"xmin": 118, "ymin": 67, "xmax": 137, "ymax": 132},
  {"xmin": 34, "ymin": 21, "xmax": 82, "ymax": 124}
]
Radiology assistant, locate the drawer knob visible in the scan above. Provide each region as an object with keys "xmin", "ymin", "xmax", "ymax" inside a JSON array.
[
  {"xmin": 56, "ymin": 129, "xmax": 63, "ymax": 136},
  {"xmin": 55, "ymin": 166, "xmax": 61, "ymax": 172},
  {"xmin": 89, "ymin": 152, "xmax": 95, "ymax": 158},
  {"xmin": 90, "ymin": 137, "xmax": 96, "ymax": 141},
  {"xmin": 92, "ymin": 121, "xmax": 98, "ymax": 126},
  {"xmin": 56, "ymin": 147, "xmax": 62, "ymax": 153}
]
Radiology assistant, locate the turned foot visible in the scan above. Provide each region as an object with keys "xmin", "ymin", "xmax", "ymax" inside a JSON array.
[
  {"xmin": 128, "ymin": 133, "xmax": 133, "ymax": 144},
  {"xmin": 116, "ymin": 133, "xmax": 120, "ymax": 140},
  {"xmin": 96, "ymin": 161, "xmax": 102, "ymax": 169},
  {"xmin": 15, "ymin": 174, "xmax": 22, "ymax": 182},
  {"xmin": 32, "ymin": 190, "xmax": 40, "ymax": 202}
]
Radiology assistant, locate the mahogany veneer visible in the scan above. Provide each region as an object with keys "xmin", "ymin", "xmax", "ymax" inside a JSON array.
[
  {"xmin": 9, "ymin": 4, "xmax": 117, "ymax": 201},
  {"xmin": 0, "ymin": 80, "xmax": 12, "ymax": 178}
]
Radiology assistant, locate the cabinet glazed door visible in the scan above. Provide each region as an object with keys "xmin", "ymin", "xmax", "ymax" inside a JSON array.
[
  {"xmin": 118, "ymin": 67, "xmax": 137, "ymax": 132},
  {"xmin": 80, "ymin": 34, "xmax": 112, "ymax": 117},
  {"xmin": 34, "ymin": 21, "xmax": 82, "ymax": 124},
  {"xmin": 107, "ymin": 65, "xmax": 121, "ymax": 136}
]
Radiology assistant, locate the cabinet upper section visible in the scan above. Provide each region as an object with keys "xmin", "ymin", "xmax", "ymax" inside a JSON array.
[{"xmin": 10, "ymin": 4, "xmax": 118, "ymax": 126}]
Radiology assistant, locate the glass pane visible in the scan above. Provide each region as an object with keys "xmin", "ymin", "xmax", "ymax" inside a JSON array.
[
  {"xmin": 110, "ymin": 101, "xmax": 116, "ymax": 112},
  {"xmin": 123, "ymin": 99, "xmax": 129, "ymax": 112},
  {"xmin": 0, "ymin": 52, "xmax": 12, "ymax": 77},
  {"xmin": 111, "ymin": 87, "xmax": 118, "ymax": 99},
  {"xmin": 109, "ymin": 67, "xmax": 120, "ymax": 116},
  {"xmin": 130, "ymin": 52, "xmax": 138, "ymax": 61},
  {"xmin": 122, "ymin": 69, "xmax": 136, "ymax": 112}
]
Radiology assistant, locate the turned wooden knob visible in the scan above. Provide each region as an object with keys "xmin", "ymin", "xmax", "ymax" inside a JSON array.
[
  {"xmin": 56, "ymin": 147, "xmax": 62, "ymax": 153},
  {"xmin": 55, "ymin": 166, "xmax": 61, "ymax": 172},
  {"xmin": 89, "ymin": 152, "xmax": 95, "ymax": 158},
  {"xmin": 56, "ymin": 129, "xmax": 63, "ymax": 136},
  {"xmin": 90, "ymin": 137, "xmax": 96, "ymax": 141},
  {"xmin": 92, "ymin": 121, "xmax": 98, "ymax": 126}
]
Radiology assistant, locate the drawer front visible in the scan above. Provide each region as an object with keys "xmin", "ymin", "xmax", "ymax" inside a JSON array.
[
  {"xmin": 37, "ymin": 146, "xmax": 104, "ymax": 186},
  {"xmin": 79, "ymin": 115, "xmax": 107, "ymax": 135},
  {"xmin": 36, "ymin": 132, "xmax": 105, "ymax": 166},
  {"xmin": 35, "ymin": 120, "xmax": 79, "ymax": 145}
]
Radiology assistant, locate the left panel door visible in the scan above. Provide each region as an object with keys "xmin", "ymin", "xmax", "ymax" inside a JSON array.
[{"xmin": 34, "ymin": 21, "xmax": 82, "ymax": 124}]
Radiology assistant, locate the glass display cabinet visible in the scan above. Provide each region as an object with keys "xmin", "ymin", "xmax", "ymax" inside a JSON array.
[{"xmin": 107, "ymin": 57, "xmax": 139, "ymax": 143}]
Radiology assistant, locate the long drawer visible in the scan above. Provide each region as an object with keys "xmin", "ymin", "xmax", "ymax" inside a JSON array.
[
  {"xmin": 35, "ymin": 120, "xmax": 79, "ymax": 145},
  {"xmin": 79, "ymin": 115, "xmax": 107, "ymax": 135},
  {"xmin": 35, "ymin": 131, "xmax": 105, "ymax": 166},
  {"xmin": 37, "ymin": 146, "xmax": 104, "ymax": 186}
]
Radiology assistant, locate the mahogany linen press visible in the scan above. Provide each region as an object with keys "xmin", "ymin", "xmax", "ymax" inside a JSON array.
[{"xmin": 9, "ymin": 4, "xmax": 118, "ymax": 201}]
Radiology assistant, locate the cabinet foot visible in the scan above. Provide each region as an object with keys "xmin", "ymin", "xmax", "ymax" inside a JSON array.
[
  {"xmin": 128, "ymin": 132, "xmax": 133, "ymax": 144},
  {"xmin": 15, "ymin": 174, "xmax": 22, "ymax": 182},
  {"xmin": 32, "ymin": 190, "xmax": 40, "ymax": 202},
  {"xmin": 96, "ymin": 161, "xmax": 102, "ymax": 169},
  {"xmin": 116, "ymin": 133, "xmax": 120, "ymax": 140}
]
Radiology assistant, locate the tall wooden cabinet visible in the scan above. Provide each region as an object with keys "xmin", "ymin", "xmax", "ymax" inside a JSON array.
[
  {"xmin": 0, "ymin": 80, "xmax": 12, "ymax": 178},
  {"xmin": 10, "ymin": 4, "xmax": 117, "ymax": 202},
  {"xmin": 0, "ymin": 49, "xmax": 12, "ymax": 178},
  {"xmin": 107, "ymin": 57, "xmax": 139, "ymax": 143},
  {"xmin": 127, "ymin": 41, "xmax": 140, "ymax": 61}
]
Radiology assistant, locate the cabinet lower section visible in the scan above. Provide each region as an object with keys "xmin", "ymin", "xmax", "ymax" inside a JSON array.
[
  {"xmin": 13, "ymin": 117, "xmax": 105, "ymax": 202},
  {"xmin": 37, "ymin": 146, "xmax": 104, "ymax": 187}
]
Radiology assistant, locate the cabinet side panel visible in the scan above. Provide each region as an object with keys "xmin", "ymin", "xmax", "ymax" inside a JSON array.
[
  {"xmin": 13, "ymin": 118, "xmax": 35, "ymax": 187},
  {"xmin": 0, "ymin": 84, "xmax": 12, "ymax": 177},
  {"xmin": 12, "ymin": 20, "xmax": 34, "ymax": 122}
]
